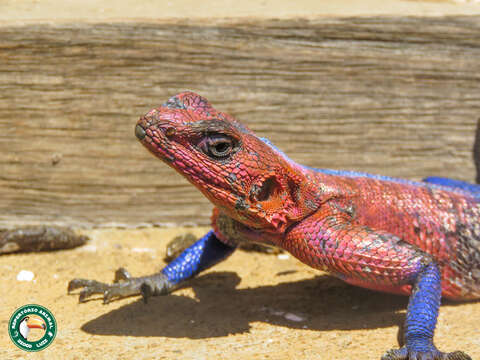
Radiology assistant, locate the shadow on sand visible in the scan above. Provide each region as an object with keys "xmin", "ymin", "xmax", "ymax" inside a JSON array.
[{"xmin": 78, "ymin": 271, "xmax": 414, "ymax": 339}]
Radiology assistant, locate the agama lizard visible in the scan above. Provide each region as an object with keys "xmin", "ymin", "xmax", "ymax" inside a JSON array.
[{"xmin": 69, "ymin": 92, "xmax": 480, "ymax": 360}]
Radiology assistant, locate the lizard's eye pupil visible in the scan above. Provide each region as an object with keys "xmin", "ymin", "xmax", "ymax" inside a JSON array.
[
  {"xmin": 209, "ymin": 139, "xmax": 232, "ymax": 157},
  {"xmin": 213, "ymin": 141, "xmax": 230, "ymax": 155}
]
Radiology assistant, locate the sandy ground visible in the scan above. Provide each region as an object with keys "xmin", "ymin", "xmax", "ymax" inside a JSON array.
[{"xmin": 0, "ymin": 227, "xmax": 479, "ymax": 360}]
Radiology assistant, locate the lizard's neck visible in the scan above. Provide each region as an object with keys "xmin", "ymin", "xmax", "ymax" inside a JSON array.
[
  {"xmin": 247, "ymin": 139, "xmax": 341, "ymax": 233},
  {"xmin": 283, "ymin": 162, "xmax": 334, "ymax": 220},
  {"xmin": 233, "ymin": 157, "xmax": 332, "ymax": 235}
]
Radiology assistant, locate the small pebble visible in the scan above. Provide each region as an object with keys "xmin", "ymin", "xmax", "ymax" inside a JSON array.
[{"xmin": 17, "ymin": 270, "xmax": 34, "ymax": 281}]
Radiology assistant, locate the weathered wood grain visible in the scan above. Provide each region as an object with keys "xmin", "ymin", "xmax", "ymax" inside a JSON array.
[{"xmin": 1, "ymin": 17, "xmax": 479, "ymax": 227}]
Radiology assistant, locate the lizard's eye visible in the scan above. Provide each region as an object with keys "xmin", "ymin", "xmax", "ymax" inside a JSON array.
[
  {"xmin": 199, "ymin": 134, "xmax": 235, "ymax": 159},
  {"xmin": 211, "ymin": 139, "xmax": 231, "ymax": 157}
]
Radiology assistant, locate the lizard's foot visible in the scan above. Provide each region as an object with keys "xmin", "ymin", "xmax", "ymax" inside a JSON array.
[
  {"xmin": 68, "ymin": 268, "xmax": 173, "ymax": 304},
  {"xmin": 382, "ymin": 347, "xmax": 472, "ymax": 360}
]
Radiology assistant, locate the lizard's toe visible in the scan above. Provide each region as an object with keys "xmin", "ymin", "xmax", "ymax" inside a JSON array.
[
  {"xmin": 103, "ymin": 288, "xmax": 120, "ymax": 304},
  {"xmin": 67, "ymin": 278, "xmax": 86, "ymax": 293},
  {"xmin": 68, "ymin": 278, "xmax": 112, "ymax": 303},
  {"xmin": 79, "ymin": 286, "xmax": 96, "ymax": 303},
  {"xmin": 68, "ymin": 278, "xmax": 106, "ymax": 294},
  {"xmin": 382, "ymin": 347, "xmax": 472, "ymax": 360},
  {"xmin": 68, "ymin": 271, "xmax": 173, "ymax": 303},
  {"xmin": 140, "ymin": 280, "xmax": 155, "ymax": 304}
]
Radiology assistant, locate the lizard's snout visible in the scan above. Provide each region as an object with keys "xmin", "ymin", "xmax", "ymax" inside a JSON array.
[{"xmin": 135, "ymin": 124, "xmax": 146, "ymax": 140}]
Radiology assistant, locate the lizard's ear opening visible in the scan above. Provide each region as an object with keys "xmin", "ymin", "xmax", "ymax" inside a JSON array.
[
  {"xmin": 250, "ymin": 175, "xmax": 289, "ymax": 207},
  {"xmin": 255, "ymin": 176, "xmax": 277, "ymax": 202},
  {"xmin": 250, "ymin": 172, "xmax": 301, "ymax": 205}
]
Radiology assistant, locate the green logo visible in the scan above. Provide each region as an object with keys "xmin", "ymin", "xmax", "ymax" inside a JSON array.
[{"xmin": 8, "ymin": 304, "xmax": 57, "ymax": 352}]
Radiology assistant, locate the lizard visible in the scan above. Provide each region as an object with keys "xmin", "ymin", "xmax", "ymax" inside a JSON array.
[{"xmin": 69, "ymin": 92, "xmax": 480, "ymax": 360}]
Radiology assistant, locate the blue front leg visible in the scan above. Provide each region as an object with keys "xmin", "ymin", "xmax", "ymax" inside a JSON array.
[
  {"xmin": 382, "ymin": 262, "xmax": 471, "ymax": 360},
  {"xmin": 68, "ymin": 230, "xmax": 236, "ymax": 303},
  {"xmin": 162, "ymin": 230, "xmax": 236, "ymax": 285}
]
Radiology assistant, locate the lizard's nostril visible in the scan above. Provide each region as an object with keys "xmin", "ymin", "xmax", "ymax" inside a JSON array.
[{"xmin": 135, "ymin": 124, "xmax": 146, "ymax": 140}]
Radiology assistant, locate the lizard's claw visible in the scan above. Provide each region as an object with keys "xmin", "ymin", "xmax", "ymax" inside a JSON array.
[
  {"xmin": 382, "ymin": 347, "xmax": 472, "ymax": 360},
  {"xmin": 67, "ymin": 277, "xmax": 136, "ymax": 304},
  {"xmin": 68, "ymin": 268, "xmax": 173, "ymax": 304}
]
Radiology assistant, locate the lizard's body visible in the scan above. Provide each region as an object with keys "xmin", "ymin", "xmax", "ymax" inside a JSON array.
[
  {"xmin": 216, "ymin": 164, "xmax": 480, "ymax": 301},
  {"xmin": 70, "ymin": 92, "xmax": 479, "ymax": 360}
]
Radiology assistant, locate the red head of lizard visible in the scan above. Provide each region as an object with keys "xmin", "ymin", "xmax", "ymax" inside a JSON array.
[{"xmin": 135, "ymin": 92, "xmax": 323, "ymax": 234}]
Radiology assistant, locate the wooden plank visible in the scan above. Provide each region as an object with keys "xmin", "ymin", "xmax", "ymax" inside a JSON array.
[
  {"xmin": 2, "ymin": 0, "xmax": 480, "ymax": 23},
  {"xmin": 1, "ymin": 17, "xmax": 479, "ymax": 227}
]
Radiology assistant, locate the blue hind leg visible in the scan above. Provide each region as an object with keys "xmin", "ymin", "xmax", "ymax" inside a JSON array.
[{"xmin": 382, "ymin": 262, "xmax": 471, "ymax": 360}]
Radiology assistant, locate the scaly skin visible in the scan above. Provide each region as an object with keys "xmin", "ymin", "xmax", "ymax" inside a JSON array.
[{"xmin": 69, "ymin": 92, "xmax": 479, "ymax": 360}]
